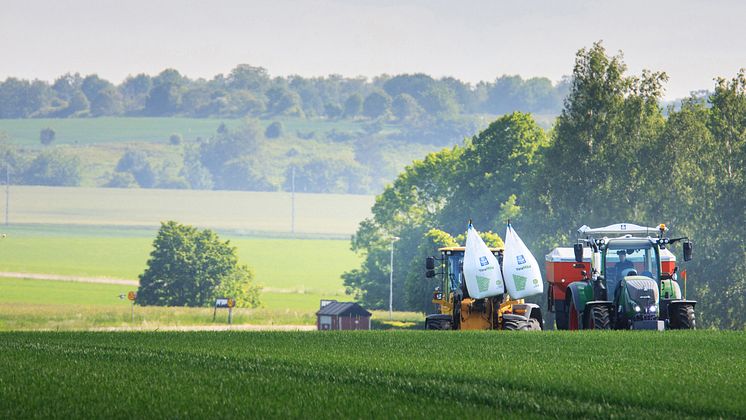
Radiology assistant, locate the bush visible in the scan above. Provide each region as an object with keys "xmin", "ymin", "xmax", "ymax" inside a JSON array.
[
  {"xmin": 39, "ymin": 128, "xmax": 55, "ymax": 146},
  {"xmin": 265, "ymin": 121, "xmax": 284, "ymax": 138},
  {"xmin": 169, "ymin": 133, "xmax": 182, "ymax": 145},
  {"xmin": 115, "ymin": 150, "xmax": 156, "ymax": 188},
  {"xmin": 22, "ymin": 152, "xmax": 80, "ymax": 186}
]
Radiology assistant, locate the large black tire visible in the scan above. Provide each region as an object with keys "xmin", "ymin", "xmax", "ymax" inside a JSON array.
[
  {"xmin": 527, "ymin": 318, "xmax": 542, "ymax": 331},
  {"xmin": 554, "ymin": 309, "xmax": 569, "ymax": 330},
  {"xmin": 583, "ymin": 305, "xmax": 611, "ymax": 330},
  {"xmin": 452, "ymin": 300, "xmax": 462, "ymax": 330},
  {"xmin": 669, "ymin": 304, "xmax": 696, "ymax": 329},
  {"xmin": 502, "ymin": 318, "xmax": 529, "ymax": 331},
  {"xmin": 425, "ymin": 316, "xmax": 451, "ymax": 330}
]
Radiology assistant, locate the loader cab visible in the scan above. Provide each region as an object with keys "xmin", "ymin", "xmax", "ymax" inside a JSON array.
[{"xmin": 437, "ymin": 246, "xmax": 502, "ymax": 300}]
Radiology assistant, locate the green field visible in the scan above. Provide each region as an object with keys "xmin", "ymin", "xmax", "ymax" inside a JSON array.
[
  {"xmin": 0, "ymin": 223, "xmax": 363, "ymax": 316},
  {"xmin": 0, "ymin": 226, "xmax": 360, "ymax": 288},
  {"xmin": 2, "ymin": 186, "xmax": 373, "ymax": 235},
  {"xmin": 0, "ymin": 331, "xmax": 743, "ymax": 418},
  {"xmin": 0, "ymin": 117, "xmax": 367, "ymax": 146}
]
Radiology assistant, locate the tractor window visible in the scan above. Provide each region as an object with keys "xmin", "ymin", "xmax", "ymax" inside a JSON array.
[
  {"xmin": 605, "ymin": 242, "xmax": 658, "ymax": 298},
  {"xmin": 606, "ymin": 247, "xmax": 656, "ymax": 278},
  {"xmin": 447, "ymin": 254, "xmax": 463, "ymax": 292}
]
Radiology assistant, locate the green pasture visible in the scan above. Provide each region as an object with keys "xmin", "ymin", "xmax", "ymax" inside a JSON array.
[
  {"xmin": 0, "ymin": 117, "xmax": 367, "ymax": 146},
  {"xmin": 0, "ymin": 278, "xmax": 132, "ymax": 306},
  {"xmin": 1, "ymin": 186, "xmax": 373, "ymax": 235},
  {"xmin": 0, "ymin": 117, "xmax": 439, "ymax": 188},
  {"xmin": 0, "ymin": 223, "xmax": 363, "ymax": 316},
  {"xmin": 1, "ymin": 331, "xmax": 743, "ymax": 418},
  {"xmin": 0, "ymin": 227, "xmax": 359, "ymax": 290}
]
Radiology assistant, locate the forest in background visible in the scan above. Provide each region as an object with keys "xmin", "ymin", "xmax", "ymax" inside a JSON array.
[
  {"xmin": 0, "ymin": 68, "xmax": 567, "ymax": 122},
  {"xmin": 344, "ymin": 42, "xmax": 746, "ymax": 330}
]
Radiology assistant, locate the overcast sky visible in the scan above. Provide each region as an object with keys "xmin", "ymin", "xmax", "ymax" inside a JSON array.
[{"xmin": 1, "ymin": 0, "xmax": 744, "ymax": 100}]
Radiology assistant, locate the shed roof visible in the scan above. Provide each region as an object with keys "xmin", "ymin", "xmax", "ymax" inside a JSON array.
[{"xmin": 316, "ymin": 301, "xmax": 371, "ymax": 317}]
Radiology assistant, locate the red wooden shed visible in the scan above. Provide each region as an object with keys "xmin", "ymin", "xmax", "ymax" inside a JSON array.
[{"xmin": 316, "ymin": 300, "xmax": 372, "ymax": 330}]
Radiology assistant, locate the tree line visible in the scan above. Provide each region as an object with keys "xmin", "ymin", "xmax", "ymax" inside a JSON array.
[
  {"xmin": 344, "ymin": 42, "xmax": 746, "ymax": 330},
  {"xmin": 0, "ymin": 67, "xmax": 568, "ymax": 121}
]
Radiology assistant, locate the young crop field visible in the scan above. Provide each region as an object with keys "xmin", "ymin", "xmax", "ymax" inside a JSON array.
[
  {"xmin": 2, "ymin": 186, "xmax": 373, "ymax": 235},
  {"xmin": 0, "ymin": 331, "xmax": 743, "ymax": 418}
]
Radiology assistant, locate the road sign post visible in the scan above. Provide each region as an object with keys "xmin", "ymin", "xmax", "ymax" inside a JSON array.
[
  {"xmin": 127, "ymin": 291, "xmax": 137, "ymax": 322},
  {"xmin": 214, "ymin": 298, "xmax": 236, "ymax": 324}
]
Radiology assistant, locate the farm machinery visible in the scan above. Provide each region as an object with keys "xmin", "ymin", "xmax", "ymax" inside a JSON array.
[
  {"xmin": 546, "ymin": 223, "xmax": 696, "ymax": 330},
  {"xmin": 424, "ymin": 246, "xmax": 543, "ymax": 331}
]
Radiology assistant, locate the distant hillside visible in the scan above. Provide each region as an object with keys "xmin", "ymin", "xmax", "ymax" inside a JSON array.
[{"xmin": 0, "ymin": 66, "xmax": 567, "ymax": 195}]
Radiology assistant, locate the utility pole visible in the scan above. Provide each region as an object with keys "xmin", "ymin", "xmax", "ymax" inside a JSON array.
[
  {"xmin": 389, "ymin": 236, "xmax": 400, "ymax": 320},
  {"xmin": 4, "ymin": 162, "xmax": 8, "ymax": 226},
  {"xmin": 291, "ymin": 166, "xmax": 296, "ymax": 235}
]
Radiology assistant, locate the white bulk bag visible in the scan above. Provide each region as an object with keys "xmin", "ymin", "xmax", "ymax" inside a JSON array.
[
  {"xmin": 502, "ymin": 224, "xmax": 544, "ymax": 299},
  {"xmin": 463, "ymin": 223, "xmax": 505, "ymax": 298}
]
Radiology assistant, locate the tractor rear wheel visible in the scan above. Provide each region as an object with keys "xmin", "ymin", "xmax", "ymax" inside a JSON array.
[
  {"xmin": 568, "ymin": 300, "xmax": 580, "ymax": 330},
  {"xmin": 502, "ymin": 318, "xmax": 529, "ymax": 331},
  {"xmin": 583, "ymin": 305, "xmax": 611, "ymax": 330},
  {"xmin": 670, "ymin": 304, "xmax": 696, "ymax": 329}
]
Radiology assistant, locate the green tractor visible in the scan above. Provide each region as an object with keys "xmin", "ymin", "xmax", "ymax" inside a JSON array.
[{"xmin": 557, "ymin": 223, "xmax": 696, "ymax": 330}]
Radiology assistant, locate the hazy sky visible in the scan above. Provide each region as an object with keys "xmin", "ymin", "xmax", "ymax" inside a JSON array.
[{"xmin": 2, "ymin": 0, "xmax": 744, "ymax": 99}]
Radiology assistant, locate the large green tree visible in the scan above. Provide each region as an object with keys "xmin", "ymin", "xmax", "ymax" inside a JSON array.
[
  {"xmin": 528, "ymin": 42, "xmax": 667, "ymax": 249},
  {"xmin": 137, "ymin": 221, "xmax": 261, "ymax": 307}
]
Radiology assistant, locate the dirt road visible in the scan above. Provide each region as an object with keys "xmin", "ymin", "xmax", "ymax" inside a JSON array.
[
  {"xmin": 0, "ymin": 271, "xmax": 139, "ymax": 285},
  {"xmin": 90, "ymin": 324, "xmax": 316, "ymax": 332}
]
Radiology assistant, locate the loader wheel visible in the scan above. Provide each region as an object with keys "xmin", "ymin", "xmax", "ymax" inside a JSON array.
[
  {"xmin": 583, "ymin": 305, "xmax": 611, "ymax": 330},
  {"xmin": 502, "ymin": 318, "xmax": 529, "ymax": 331},
  {"xmin": 670, "ymin": 304, "xmax": 696, "ymax": 329},
  {"xmin": 453, "ymin": 301, "xmax": 462, "ymax": 330},
  {"xmin": 527, "ymin": 318, "xmax": 542, "ymax": 331}
]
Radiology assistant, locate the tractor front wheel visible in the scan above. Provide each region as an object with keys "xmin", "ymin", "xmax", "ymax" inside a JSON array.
[
  {"xmin": 502, "ymin": 318, "xmax": 529, "ymax": 331},
  {"xmin": 527, "ymin": 318, "xmax": 542, "ymax": 331},
  {"xmin": 670, "ymin": 304, "xmax": 696, "ymax": 329},
  {"xmin": 583, "ymin": 305, "xmax": 611, "ymax": 330},
  {"xmin": 554, "ymin": 309, "xmax": 569, "ymax": 330}
]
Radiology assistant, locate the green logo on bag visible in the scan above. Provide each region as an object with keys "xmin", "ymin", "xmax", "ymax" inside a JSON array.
[
  {"xmin": 513, "ymin": 274, "xmax": 527, "ymax": 291},
  {"xmin": 533, "ymin": 278, "xmax": 539, "ymax": 286},
  {"xmin": 476, "ymin": 275, "xmax": 490, "ymax": 292}
]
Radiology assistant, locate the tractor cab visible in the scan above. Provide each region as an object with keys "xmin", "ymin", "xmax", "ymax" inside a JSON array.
[
  {"xmin": 602, "ymin": 238, "xmax": 662, "ymax": 301},
  {"xmin": 440, "ymin": 246, "xmax": 502, "ymax": 299}
]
